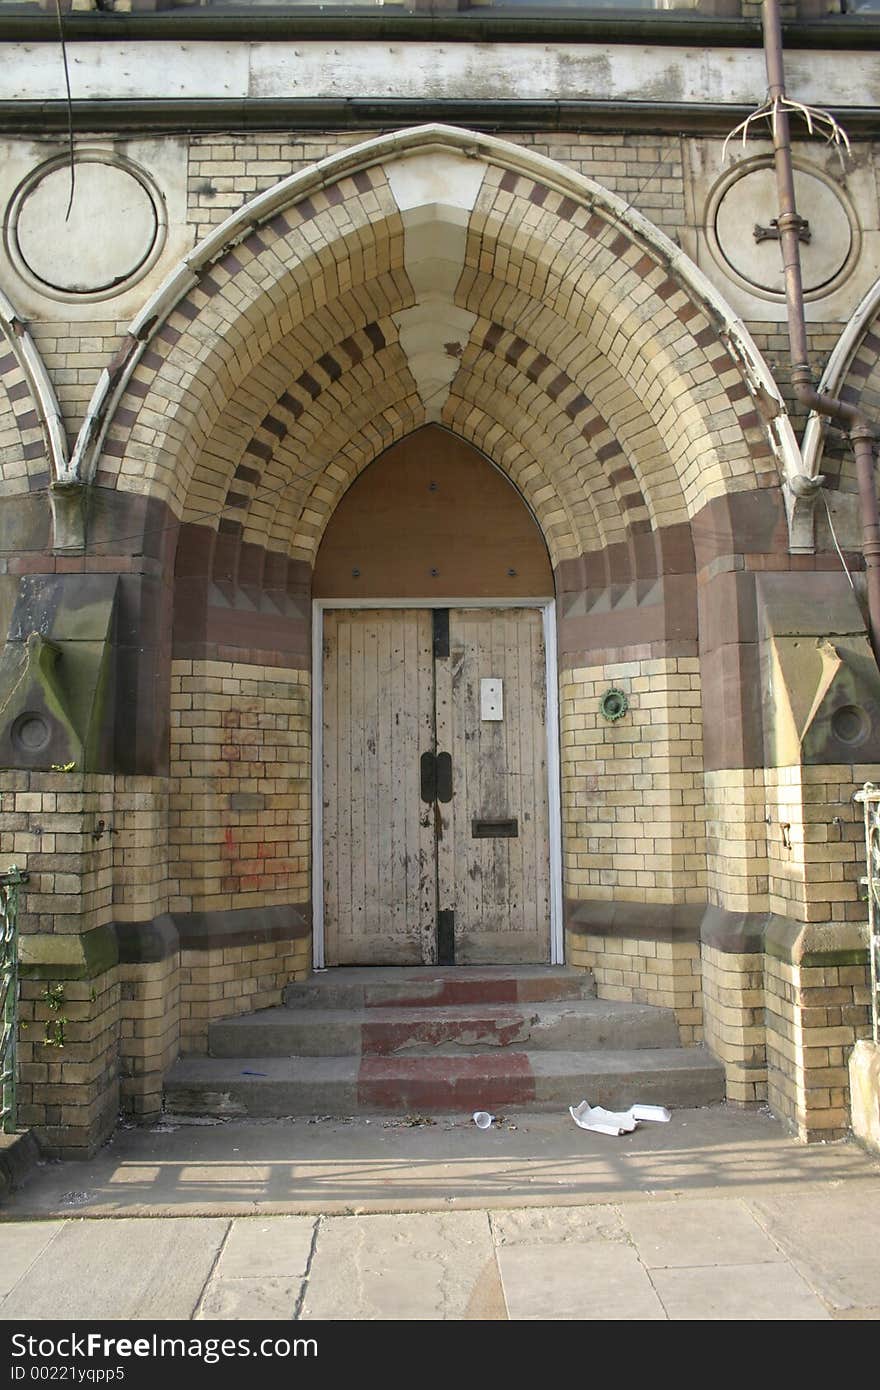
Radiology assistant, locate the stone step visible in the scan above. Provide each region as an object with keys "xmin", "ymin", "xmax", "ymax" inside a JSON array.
[
  {"xmin": 164, "ymin": 1048, "xmax": 724, "ymax": 1118},
  {"xmin": 209, "ymin": 998, "xmax": 681, "ymax": 1058},
  {"xmin": 281, "ymin": 965, "xmax": 596, "ymax": 1011}
]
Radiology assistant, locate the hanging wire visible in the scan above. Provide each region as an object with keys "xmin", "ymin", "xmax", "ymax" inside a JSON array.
[
  {"xmin": 54, "ymin": 0, "xmax": 76, "ymax": 222},
  {"xmin": 821, "ymin": 490, "xmax": 857, "ymax": 592}
]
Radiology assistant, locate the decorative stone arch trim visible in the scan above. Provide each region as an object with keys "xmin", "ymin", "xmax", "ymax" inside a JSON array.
[
  {"xmin": 791, "ymin": 275, "xmax": 880, "ymax": 554},
  {"xmin": 69, "ymin": 123, "xmax": 802, "ymax": 543},
  {"xmin": 802, "ymin": 272, "xmax": 880, "ymax": 478},
  {"xmin": 0, "ymin": 287, "xmax": 68, "ymax": 492}
]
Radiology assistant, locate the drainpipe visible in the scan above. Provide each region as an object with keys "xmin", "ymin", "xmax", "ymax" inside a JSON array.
[{"xmin": 762, "ymin": 0, "xmax": 880, "ymax": 662}]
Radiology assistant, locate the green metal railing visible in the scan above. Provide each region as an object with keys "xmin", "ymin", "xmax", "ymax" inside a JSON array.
[
  {"xmin": 855, "ymin": 785, "xmax": 880, "ymax": 1046},
  {"xmin": 1, "ymin": 865, "xmax": 27, "ymax": 1134}
]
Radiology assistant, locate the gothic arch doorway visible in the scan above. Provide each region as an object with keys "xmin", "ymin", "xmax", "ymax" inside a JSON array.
[{"xmin": 311, "ymin": 425, "xmax": 562, "ymax": 967}]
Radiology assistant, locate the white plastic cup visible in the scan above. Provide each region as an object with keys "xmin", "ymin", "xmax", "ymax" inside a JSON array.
[{"xmin": 473, "ymin": 1111, "xmax": 494, "ymax": 1129}]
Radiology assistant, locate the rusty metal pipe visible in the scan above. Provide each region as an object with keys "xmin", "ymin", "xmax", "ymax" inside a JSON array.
[{"xmin": 762, "ymin": 0, "xmax": 880, "ymax": 660}]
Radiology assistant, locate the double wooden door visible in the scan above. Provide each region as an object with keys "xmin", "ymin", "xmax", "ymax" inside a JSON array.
[{"xmin": 322, "ymin": 607, "xmax": 551, "ymax": 965}]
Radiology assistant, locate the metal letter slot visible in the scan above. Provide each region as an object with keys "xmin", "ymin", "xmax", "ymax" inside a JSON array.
[{"xmin": 472, "ymin": 817, "xmax": 518, "ymax": 839}]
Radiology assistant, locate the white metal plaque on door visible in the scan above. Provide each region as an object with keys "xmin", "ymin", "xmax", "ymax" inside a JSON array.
[{"xmin": 480, "ymin": 677, "xmax": 503, "ymax": 720}]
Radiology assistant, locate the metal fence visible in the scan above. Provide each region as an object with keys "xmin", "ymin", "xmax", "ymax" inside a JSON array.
[
  {"xmin": 855, "ymin": 784, "xmax": 880, "ymax": 1046},
  {"xmin": 0, "ymin": 865, "xmax": 27, "ymax": 1134}
]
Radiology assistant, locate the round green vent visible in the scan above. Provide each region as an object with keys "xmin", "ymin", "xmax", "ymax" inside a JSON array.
[{"xmin": 599, "ymin": 688, "xmax": 629, "ymax": 723}]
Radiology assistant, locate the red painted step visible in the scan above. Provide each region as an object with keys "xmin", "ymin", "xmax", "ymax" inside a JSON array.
[
  {"xmin": 358, "ymin": 1054, "xmax": 536, "ymax": 1110},
  {"xmin": 282, "ymin": 965, "xmax": 595, "ymax": 1011}
]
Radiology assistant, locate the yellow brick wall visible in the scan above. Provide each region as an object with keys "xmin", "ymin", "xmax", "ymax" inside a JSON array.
[
  {"xmin": 28, "ymin": 316, "xmax": 131, "ymax": 456},
  {"xmin": 119, "ymin": 953, "xmax": 180, "ymax": 1120},
  {"xmin": 180, "ymin": 934, "xmax": 310, "ymax": 1055},
  {"xmin": 567, "ymin": 928, "xmax": 702, "ymax": 1043},
  {"xmin": 0, "ymin": 771, "xmax": 116, "ymax": 934},
  {"xmin": 704, "ymin": 769, "xmax": 769, "ymax": 913},
  {"xmin": 765, "ymin": 765, "xmax": 867, "ymax": 925},
  {"xmin": 17, "ymin": 968, "xmax": 120, "ymax": 1157},
  {"xmin": 561, "ymin": 656, "xmax": 706, "ymax": 905},
  {"xmin": 111, "ymin": 777, "xmax": 172, "ymax": 923},
  {"xmin": 168, "ymin": 660, "xmax": 310, "ymax": 914},
  {"xmin": 186, "ymin": 131, "xmax": 687, "ymax": 244},
  {"xmin": 701, "ymin": 944, "xmax": 767, "ymax": 1104},
  {"xmin": 766, "ymin": 954, "xmax": 872, "ymax": 1141},
  {"xmin": 0, "ymin": 762, "xmax": 314, "ymax": 1132},
  {"xmin": 1, "ymin": 773, "xmax": 121, "ymax": 1151}
]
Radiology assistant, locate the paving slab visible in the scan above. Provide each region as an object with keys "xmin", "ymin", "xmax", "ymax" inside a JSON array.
[
  {"xmin": 491, "ymin": 1204, "xmax": 627, "ymax": 1247},
  {"xmin": 498, "ymin": 1241, "xmax": 666, "ymax": 1320},
  {"xmin": 0, "ymin": 1221, "xmax": 64, "ymax": 1298},
  {"xmin": 300, "ymin": 1211, "xmax": 496, "ymax": 1320},
  {"xmin": 650, "ymin": 1261, "xmax": 832, "ymax": 1320},
  {"xmin": 194, "ymin": 1217, "xmax": 318, "ymax": 1320},
  {"xmin": 748, "ymin": 1190, "xmax": 880, "ymax": 1312},
  {"xmin": 0, "ymin": 1217, "xmax": 229, "ymax": 1321},
  {"xmin": 622, "ymin": 1197, "xmax": 786, "ymax": 1268},
  {"xmin": 215, "ymin": 1215, "xmax": 317, "ymax": 1278},
  {"xmin": 196, "ymin": 1277, "xmax": 303, "ymax": 1321}
]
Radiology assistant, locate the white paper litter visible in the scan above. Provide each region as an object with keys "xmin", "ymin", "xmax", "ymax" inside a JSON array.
[
  {"xmin": 630, "ymin": 1104, "xmax": 671, "ymax": 1123},
  {"xmin": 569, "ymin": 1100, "xmax": 672, "ymax": 1135}
]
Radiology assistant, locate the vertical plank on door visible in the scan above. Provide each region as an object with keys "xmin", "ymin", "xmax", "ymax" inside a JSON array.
[
  {"xmin": 434, "ymin": 612, "xmax": 455, "ymax": 959},
  {"xmin": 322, "ymin": 609, "xmax": 434, "ymax": 964},
  {"xmin": 322, "ymin": 616, "xmax": 339, "ymax": 965},
  {"xmin": 349, "ymin": 615, "xmax": 366, "ymax": 952},
  {"xmin": 505, "ymin": 610, "xmax": 524, "ymax": 929},
  {"xmin": 443, "ymin": 608, "xmax": 550, "ymax": 963},
  {"xmin": 416, "ymin": 615, "xmax": 437, "ymax": 965}
]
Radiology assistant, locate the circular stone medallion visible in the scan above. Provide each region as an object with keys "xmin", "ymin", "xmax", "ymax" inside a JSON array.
[
  {"xmin": 831, "ymin": 703, "xmax": 870, "ymax": 746},
  {"xmin": 10, "ymin": 155, "xmax": 162, "ymax": 299},
  {"xmin": 11, "ymin": 712, "xmax": 50, "ymax": 754},
  {"xmin": 711, "ymin": 163, "xmax": 854, "ymax": 299}
]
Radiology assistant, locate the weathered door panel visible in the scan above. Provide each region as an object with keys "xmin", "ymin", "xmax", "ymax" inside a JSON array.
[
  {"xmin": 436, "ymin": 608, "xmax": 550, "ymax": 964},
  {"xmin": 322, "ymin": 609, "xmax": 435, "ymax": 965},
  {"xmin": 323, "ymin": 606, "xmax": 550, "ymax": 965}
]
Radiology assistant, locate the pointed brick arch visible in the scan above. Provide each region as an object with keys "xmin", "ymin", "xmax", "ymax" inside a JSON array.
[{"xmin": 76, "ymin": 123, "xmax": 798, "ymax": 574}]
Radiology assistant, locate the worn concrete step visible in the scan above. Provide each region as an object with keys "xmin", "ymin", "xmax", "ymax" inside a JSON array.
[
  {"xmin": 164, "ymin": 1048, "xmax": 724, "ymax": 1118},
  {"xmin": 281, "ymin": 965, "xmax": 596, "ymax": 1011},
  {"xmin": 209, "ymin": 999, "xmax": 681, "ymax": 1058}
]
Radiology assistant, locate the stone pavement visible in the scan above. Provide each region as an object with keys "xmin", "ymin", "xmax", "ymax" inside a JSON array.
[{"xmin": 1, "ymin": 1104, "xmax": 880, "ymax": 1320}]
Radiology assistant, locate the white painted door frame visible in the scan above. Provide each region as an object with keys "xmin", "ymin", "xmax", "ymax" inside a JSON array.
[{"xmin": 311, "ymin": 596, "xmax": 564, "ymax": 968}]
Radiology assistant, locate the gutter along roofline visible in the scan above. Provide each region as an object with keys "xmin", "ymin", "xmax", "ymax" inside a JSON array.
[{"xmin": 0, "ymin": 9, "xmax": 879, "ymax": 49}]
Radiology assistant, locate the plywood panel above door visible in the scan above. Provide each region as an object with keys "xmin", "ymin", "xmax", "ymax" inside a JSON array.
[{"xmin": 313, "ymin": 425, "xmax": 553, "ymax": 600}]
